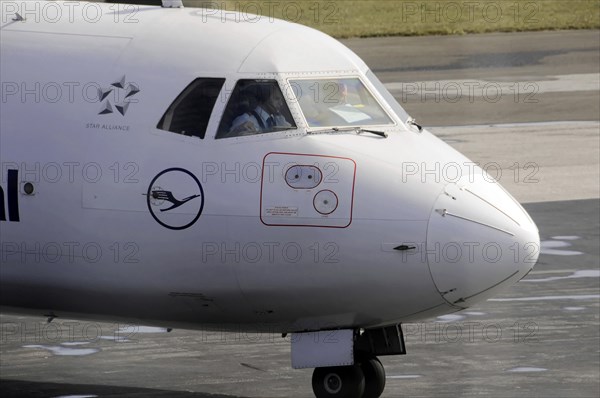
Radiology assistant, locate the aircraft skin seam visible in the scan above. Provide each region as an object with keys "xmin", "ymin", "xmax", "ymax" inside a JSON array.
[
  {"xmin": 457, "ymin": 270, "xmax": 521, "ymax": 303},
  {"xmin": 441, "ymin": 211, "xmax": 515, "ymax": 236},
  {"xmin": 236, "ymin": 26, "xmax": 290, "ymax": 73},
  {"xmin": 463, "ymin": 187, "xmax": 522, "ymax": 227}
]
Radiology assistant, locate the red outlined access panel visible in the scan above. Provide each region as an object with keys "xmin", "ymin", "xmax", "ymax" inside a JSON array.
[{"xmin": 260, "ymin": 152, "xmax": 356, "ymax": 228}]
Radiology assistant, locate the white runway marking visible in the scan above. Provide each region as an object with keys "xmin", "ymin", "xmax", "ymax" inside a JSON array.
[
  {"xmin": 99, "ymin": 335, "xmax": 130, "ymax": 342},
  {"xmin": 540, "ymin": 239, "xmax": 583, "ymax": 256},
  {"xmin": 522, "ymin": 270, "xmax": 599, "ymax": 282},
  {"xmin": 507, "ymin": 367, "xmax": 547, "ymax": 373},
  {"xmin": 60, "ymin": 342, "xmax": 91, "ymax": 346},
  {"xmin": 387, "ymin": 375, "xmax": 423, "ymax": 379},
  {"xmin": 23, "ymin": 345, "xmax": 99, "ymax": 356},
  {"xmin": 54, "ymin": 395, "xmax": 98, "ymax": 398},
  {"xmin": 385, "ymin": 73, "xmax": 600, "ymax": 95},
  {"xmin": 489, "ymin": 295, "xmax": 600, "ymax": 302},
  {"xmin": 436, "ymin": 314, "xmax": 465, "ymax": 322},
  {"xmin": 431, "ymin": 120, "xmax": 600, "ymax": 129},
  {"xmin": 117, "ymin": 326, "xmax": 169, "ymax": 334},
  {"xmin": 436, "ymin": 311, "xmax": 487, "ymax": 322}
]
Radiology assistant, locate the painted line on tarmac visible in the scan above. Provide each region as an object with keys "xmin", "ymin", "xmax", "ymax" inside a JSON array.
[
  {"xmin": 428, "ymin": 120, "xmax": 600, "ymax": 130},
  {"xmin": 488, "ymin": 294, "xmax": 600, "ymax": 302},
  {"xmin": 386, "ymin": 73, "xmax": 600, "ymax": 95}
]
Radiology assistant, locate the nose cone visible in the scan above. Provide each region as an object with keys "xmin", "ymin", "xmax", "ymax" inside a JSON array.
[{"xmin": 427, "ymin": 174, "xmax": 539, "ymax": 308}]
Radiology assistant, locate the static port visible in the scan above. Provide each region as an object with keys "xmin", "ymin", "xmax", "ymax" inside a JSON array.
[{"xmin": 22, "ymin": 182, "xmax": 35, "ymax": 195}]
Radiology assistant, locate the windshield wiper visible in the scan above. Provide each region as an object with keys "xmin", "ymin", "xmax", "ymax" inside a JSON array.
[
  {"xmin": 406, "ymin": 117, "xmax": 423, "ymax": 132},
  {"xmin": 307, "ymin": 127, "xmax": 388, "ymax": 138},
  {"xmin": 357, "ymin": 128, "xmax": 388, "ymax": 138}
]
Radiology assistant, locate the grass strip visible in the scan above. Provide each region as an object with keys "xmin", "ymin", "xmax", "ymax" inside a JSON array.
[{"xmin": 183, "ymin": 0, "xmax": 600, "ymax": 38}]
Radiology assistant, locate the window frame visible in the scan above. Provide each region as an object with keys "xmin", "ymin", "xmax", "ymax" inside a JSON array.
[
  {"xmin": 157, "ymin": 77, "xmax": 226, "ymax": 140},
  {"xmin": 215, "ymin": 78, "xmax": 299, "ymax": 140},
  {"xmin": 285, "ymin": 75, "xmax": 398, "ymax": 129}
]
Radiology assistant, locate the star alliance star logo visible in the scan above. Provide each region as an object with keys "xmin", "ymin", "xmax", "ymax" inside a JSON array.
[{"xmin": 98, "ymin": 75, "xmax": 140, "ymax": 116}]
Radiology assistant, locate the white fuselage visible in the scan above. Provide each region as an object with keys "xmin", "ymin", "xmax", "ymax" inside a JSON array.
[{"xmin": 0, "ymin": 2, "xmax": 539, "ymax": 333}]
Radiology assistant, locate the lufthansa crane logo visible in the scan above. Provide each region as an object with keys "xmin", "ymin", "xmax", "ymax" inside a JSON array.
[{"xmin": 146, "ymin": 168, "xmax": 204, "ymax": 230}]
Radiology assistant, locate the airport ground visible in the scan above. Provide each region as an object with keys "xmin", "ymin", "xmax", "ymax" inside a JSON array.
[{"xmin": 1, "ymin": 30, "xmax": 599, "ymax": 397}]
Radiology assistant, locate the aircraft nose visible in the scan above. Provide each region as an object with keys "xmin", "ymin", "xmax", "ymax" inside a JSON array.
[{"xmin": 426, "ymin": 174, "xmax": 540, "ymax": 308}]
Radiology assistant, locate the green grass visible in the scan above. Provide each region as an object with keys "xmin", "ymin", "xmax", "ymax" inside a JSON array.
[{"xmin": 183, "ymin": 0, "xmax": 600, "ymax": 38}]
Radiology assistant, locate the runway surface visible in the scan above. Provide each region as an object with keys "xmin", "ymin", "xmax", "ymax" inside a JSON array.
[
  {"xmin": 1, "ymin": 30, "xmax": 599, "ymax": 397},
  {"xmin": 346, "ymin": 29, "xmax": 600, "ymax": 127}
]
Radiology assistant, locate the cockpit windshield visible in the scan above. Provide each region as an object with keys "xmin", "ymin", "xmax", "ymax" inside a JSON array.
[
  {"xmin": 289, "ymin": 78, "xmax": 394, "ymax": 128},
  {"xmin": 216, "ymin": 79, "xmax": 297, "ymax": 139}
]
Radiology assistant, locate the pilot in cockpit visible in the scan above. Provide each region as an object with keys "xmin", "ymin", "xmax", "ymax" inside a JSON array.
[{"xmin": 229, "ymin": 84, "xmax": 292, "ymax": 135}]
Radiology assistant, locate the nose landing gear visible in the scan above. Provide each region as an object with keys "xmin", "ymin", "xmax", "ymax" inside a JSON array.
[
  {"xmin": 311, "ymin": 356, "xmax": 385, "ymax": 398},
  {"xmin": 312, "ymin": 365, "xmax": 365, "ymax": 398},
  {"xmin": 360, "ymin": 357, "xmax": 386, "ymax": 398},
  {"xmin": 294, "ymin": 325, "xmax": 404, "ymax": 398}
]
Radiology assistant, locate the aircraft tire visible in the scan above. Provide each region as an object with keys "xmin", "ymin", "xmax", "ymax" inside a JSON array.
[
  {"xmin": 312, "ymin": 365, "xmax": 365, "ymax": 398},
  {"xmin": 360, "ymin": 357, "xmax": 386, "ymax": 398}
]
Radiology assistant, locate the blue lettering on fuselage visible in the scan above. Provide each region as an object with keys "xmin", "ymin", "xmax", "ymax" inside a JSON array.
[{"xmin": 0, "ymin": 169, "xmax": 19, "ymax": 222}]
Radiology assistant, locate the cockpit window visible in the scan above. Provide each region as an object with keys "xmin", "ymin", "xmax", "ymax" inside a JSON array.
[
  {"xmin": 216, "ymin": 80, "xmax": 296, "ymax": 139},
  {"xmin": 289, "ymin": 78, "xmax": 394, "ymax": 128},
  {"xmin": 157, "ymin": 78, "xmax": 225, "ymax": 139},
  {"xmin": 365, "ymin": 70, "xmax": 410, "ymax": 123}
]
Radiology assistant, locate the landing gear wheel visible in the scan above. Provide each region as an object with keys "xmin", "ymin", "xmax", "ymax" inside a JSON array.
[
  {"xmin": 360, "ymin": 357, "xmax": 386, "ymax": 398},
  {"xmin": 312, "ymin": 365, "xmax": 365, "ymax": 398}
]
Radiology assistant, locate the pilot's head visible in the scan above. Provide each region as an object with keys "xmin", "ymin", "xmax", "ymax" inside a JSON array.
[
  {"xmin": 321, "ymin": 81, "xmax": 348, "ymax": 106},
  {"xmin": 267, "ymin": 89, "xmax": 286, "ymax": 113},
  {"xmin": 255, "ymin": 84, "xmax": 285, "ymax": 114},
  {"xmin": 330, "ymin": 82, "xmax": 348, "ymax": 105},
  {"xmin": 338, "ymin": 82, "xmax": 348, "ymax": 104}
]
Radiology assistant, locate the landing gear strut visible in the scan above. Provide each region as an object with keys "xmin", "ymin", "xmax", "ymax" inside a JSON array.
[{"xmin": 294, "ymin": 325, "xmax": 405, "ymax": 398}]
